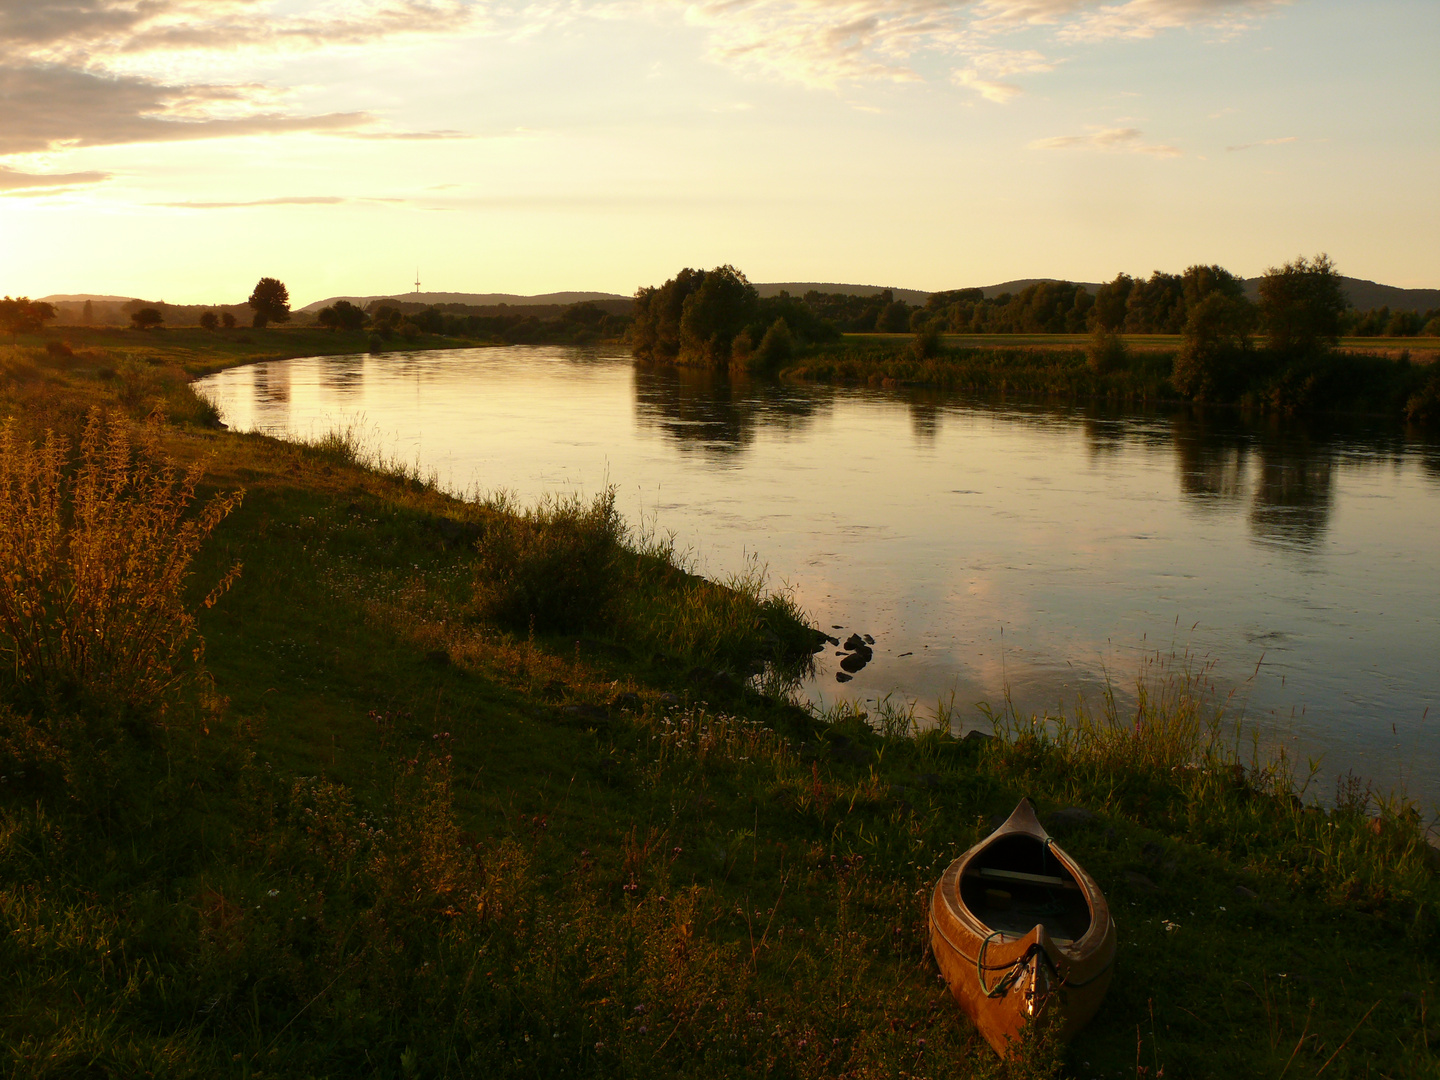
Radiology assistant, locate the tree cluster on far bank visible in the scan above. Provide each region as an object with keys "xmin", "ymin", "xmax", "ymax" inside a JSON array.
[
  {"xmin": 802, "ymin": 267, "xmax": 1437, "ymax": 340},
  {"xmin": 630, "ymin": 266, "xmax": 840, "ymax": 371}
]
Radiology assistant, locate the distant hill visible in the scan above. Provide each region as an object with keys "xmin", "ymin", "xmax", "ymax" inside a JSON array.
[
  {"xmin": 298, "ymin": 291, "xmax": 630, "ymax": 313},
  {"xmin": 1252, "ymin": 277, "xmax": 1440, "ymax": 313},
  {"xmin": 757, "ymin": 277, "xmax": 1440, "ymax": 312},
  {"xmin": 40, "ymin": 294, "xmax": 145, "ymax": 304}
]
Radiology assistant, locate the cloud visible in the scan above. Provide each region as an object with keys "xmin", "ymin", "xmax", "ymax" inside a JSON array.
[
  {"xmin": 952, "ymin": 47, "xmax": 1055, "ymax": 102},
  {"xmin": 1226, "ymin": 135, "xmax": 1295, "ymax": 151},
  {"xmin": 158, "ymin": 194, "xmax": 408, "ymax": 207},
  {"xmin": 0, "ymin": 1, "xmax": 484, "ymax": 63},
  {"xmin": 585, "ymin": 0, "xmax": 1289, "ymax": 103},
  {"xmin": 1030, "ymin": 125, "xmax": 1181, "ymax": 155},
  {"xmin": 0, "ymin": 64, "xmax": 372, "ymax": 155},
  {"xmin": 0, "ymin": 0, "xmax": 1291, "ymax": 168},
  {"xmin": 1055, "ymin": 0, "xmax": 1289, "ymax": 42},
  {"xmin": 0, "ymin": 163, "xmax": 110, "ymax": 191},
  {"xmin": 0, "ymin": 2, "xmax": 484, "ymax": 158}
]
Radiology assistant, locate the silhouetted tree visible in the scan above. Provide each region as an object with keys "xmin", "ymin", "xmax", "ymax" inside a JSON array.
[
  {"xmin": 1258, "ymin": 254, "xmax": 1347, "ymax": 357},
  {"xmin": 317, "ymin": 300, "xmax": 369, "ymax": 332},
  {"xmin": 678, "ymin": 265, "xmax": 758, "ymax": 366},
  {"xmin": 130, "ymin": 307, "xmax": 164, "ymax": 331},
  {"xmin": 1172, "ymin": 291, "xmax": 1255, "ymax": 400},
  {"xmin": 1091, "ymin": 274, "xmax": 1134, "ymax": 331},
  {"xmin": 875, "ymin": 300, "xmax": 910, "ymax": 333},
  {"xmin": 199, "ymin": 311, "xmax": 219, "ymax": 331},
  {"xmin": 221, "ymin": 312, "xmax": 237, "ymax": 329},
  {"xmin": 0, "ymin": 296, "xmax": 57, "ymax": 336},
  {"xmin": 82, "ymin": 299, "xmax": 94, "ymax": 325},
  {"xmin": 248, "ymin": 277, "xmax": 291, "ymax": 329}
]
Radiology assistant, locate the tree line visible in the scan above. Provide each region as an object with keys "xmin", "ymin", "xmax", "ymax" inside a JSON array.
[
  {"xmin": 632, "ymin": 256, "xmax": 1436, "ymax": 378},
  {"xmin": 789, "ymin": 270, "xmax": 1438, "ymax": 339}
]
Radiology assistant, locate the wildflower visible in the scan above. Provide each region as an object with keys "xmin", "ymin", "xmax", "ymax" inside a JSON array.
[{"xmin": 267, "ymin": 889, "xmax": 279, "ymax": 898}]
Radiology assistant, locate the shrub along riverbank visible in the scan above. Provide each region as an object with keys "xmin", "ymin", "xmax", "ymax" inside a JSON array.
[{"xmin": 0, "ymin": 341, "xmax": 1437, "ymax": 1078}]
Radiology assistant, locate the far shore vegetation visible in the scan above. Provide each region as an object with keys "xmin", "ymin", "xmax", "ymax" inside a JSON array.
[
  {"xmin": 629, "ymin": 259, "xmax": 1440, "ymax": 426},
  {"xmin": 0, "ymin": 307, "xmax": 1436, "ymax": 1076}
]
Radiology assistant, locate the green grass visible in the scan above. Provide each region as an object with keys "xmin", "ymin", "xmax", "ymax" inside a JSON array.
[{"xmin": 0, "ymin": 350, "xmax": 1436, "ymax": 1078}]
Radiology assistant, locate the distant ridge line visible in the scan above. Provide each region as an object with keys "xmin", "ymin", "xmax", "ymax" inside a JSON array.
[
  {"xmin": 298, "ymin": 290, "xmax": 629, "ymax": 313},
  {"xmin": 43, "ymin": 276, "xmax": 1440, "ymax": 316},
  {"xmin": 754, "ymin": 277, "xmax": 1440, "ymax": 311}
]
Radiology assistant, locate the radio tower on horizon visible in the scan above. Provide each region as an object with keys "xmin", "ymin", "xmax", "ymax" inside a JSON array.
[{"xmin": 414, "ymin": 268, "xmax": 421, "ymax": 294}]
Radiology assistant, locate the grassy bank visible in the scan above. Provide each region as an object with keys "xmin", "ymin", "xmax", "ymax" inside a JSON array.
[
  {"xmin": 784, "ymin": 336, "xmax": 1440, "ymax": 422},
  {"xmin": 1, "ymin": 347, "xmax": 1437, "ymax": 1078}
]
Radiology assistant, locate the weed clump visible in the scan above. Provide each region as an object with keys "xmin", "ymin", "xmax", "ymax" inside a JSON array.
[
  {"xmin": 0, "ymin": 410, "xmax": 242, "ymax": 721},
  {"xmin": 473, "ymin": 487, "xmax": 626, "ymax": 634}
]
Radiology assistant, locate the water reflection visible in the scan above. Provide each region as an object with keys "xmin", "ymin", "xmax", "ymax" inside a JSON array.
[
  {"xmin": 1248, "ymin": 434, "xmax": 1334, "ymax": 550},
  {"xmin": 1173, "ymin": 415, "xmax": 1248, "ymax": 505},
  {"xmin": 319, "ymin": 356, "xmax": 366, "ymax": 398},
  {"xmin": 254, "ymin": 362, "xmax": 290, "ymax": 407},
  {"xmin": 195, "ymin": 349, "xmax": 1440, "ymax": 808},
  {"xmin": 907, "ymin": 397, "xmax": 942, "ymax": 444},
  {"xmin": 632, "ymin": 365, "xmax": 823, "ymax": 454}
]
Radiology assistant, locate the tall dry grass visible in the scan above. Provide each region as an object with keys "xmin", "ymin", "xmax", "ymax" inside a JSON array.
[{"xmin": 0, "ymin": 409, "xmax": 242, "ymax": 713}]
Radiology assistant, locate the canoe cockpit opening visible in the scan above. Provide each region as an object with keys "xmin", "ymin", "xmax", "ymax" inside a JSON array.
[{"xmin": 959, "ymin": 835, "xmax": 1092, "ymax": 943}]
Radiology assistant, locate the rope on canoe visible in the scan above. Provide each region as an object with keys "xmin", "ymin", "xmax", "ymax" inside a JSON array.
[
  {"xmin": 977, "ymin": 930, "xmax": 1033, "ymax": 998},
  {"xmin": 928, "ymin": 889, "xmax": 1117, "ymax": 995}
]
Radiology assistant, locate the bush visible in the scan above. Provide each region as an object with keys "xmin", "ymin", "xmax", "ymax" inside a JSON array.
[
  {"xmin": 0, "ymin": 411, "xmax": 242, "ymax": 717},
  {"xmin": 1085, "ymin": 325, "xmax": 1127, "ymax": 374},
  {"xmin": 1405, "ymin": 375, "xmax": 1440, "ymax": 425},
  {"xmin": 473, "ymin": 488, "xmax": 624, "ymax": 634},
  {"xmin": 911, "ymin": 322, "xmax": 942, "ymax": 360},
  {"xmin": 746, "ymin": 318, "xmax": 794, "ymax": 373}
]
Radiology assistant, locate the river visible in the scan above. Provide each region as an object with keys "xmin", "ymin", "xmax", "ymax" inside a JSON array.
[{"xmin": 196, "ymin": 345, "xmax": 1440, "ymax": 811}]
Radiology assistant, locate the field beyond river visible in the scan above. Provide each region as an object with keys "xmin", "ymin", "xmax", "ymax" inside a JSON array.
[{"xmin": 1, "ymin": 328, "xmax": 1438, "ymax": 1078}]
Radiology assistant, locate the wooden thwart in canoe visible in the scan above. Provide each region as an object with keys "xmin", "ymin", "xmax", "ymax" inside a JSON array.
[{"xmin": 929, "ymin": 798, "xmax": 1117, "ymax": 1057}]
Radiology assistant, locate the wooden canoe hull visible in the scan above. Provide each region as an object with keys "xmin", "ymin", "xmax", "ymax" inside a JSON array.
[{"xmin": 930, "ymin": 799, "xmax": 1116, "ymax": 1057}]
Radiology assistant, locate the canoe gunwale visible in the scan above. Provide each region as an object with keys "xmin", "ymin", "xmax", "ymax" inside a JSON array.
[
  {"xmin": 929, "ymin": 799, "xmax": 1118, "ymax": 1056},
  {"xmin": 928, "ymin": 900, "xmax": 1116, "ymax": 992}
]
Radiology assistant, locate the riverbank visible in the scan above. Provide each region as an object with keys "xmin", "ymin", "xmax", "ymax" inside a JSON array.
[
  {"xmin": 782, "ymin": 335, "xmax": 1440, "ymax": 423},
  {"xmin": 1, "ymin": 345, "xmax": 1437, "ymax": 1077},
  {"xmin": 5, "ymin": 324, "xmax": 493, "ymax": 378}
]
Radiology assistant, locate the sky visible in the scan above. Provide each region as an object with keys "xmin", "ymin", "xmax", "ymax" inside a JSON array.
[{"xmin": 1, "ymin": 0, "xmax": 1437, "ymax": 306}]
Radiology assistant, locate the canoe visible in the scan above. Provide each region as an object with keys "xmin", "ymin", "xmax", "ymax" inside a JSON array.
[{"xmin": 929, "ymin": 798, "xmax": 1116, "ymax": 1056}]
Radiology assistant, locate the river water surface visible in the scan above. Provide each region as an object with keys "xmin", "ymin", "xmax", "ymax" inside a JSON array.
[{"xmin": 197, "ymin": 346, "xmax": 1440, "ymax": 810}]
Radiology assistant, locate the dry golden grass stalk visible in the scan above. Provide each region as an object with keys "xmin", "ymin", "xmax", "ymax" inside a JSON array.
[{"xmin": 0, "ymin": 409, "xmax": 242, "ymax": 712}]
